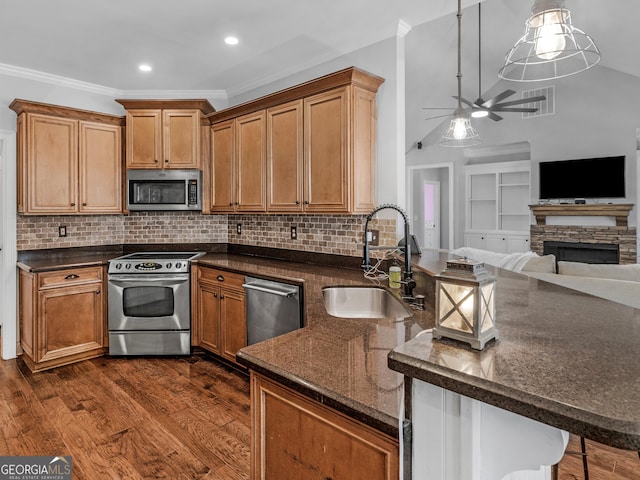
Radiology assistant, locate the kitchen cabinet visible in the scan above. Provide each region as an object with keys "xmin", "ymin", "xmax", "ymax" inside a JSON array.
[
  {"xmin": 210, "ymin": 112, "xmax": 267, "ymax": 213},
  {"xmin": 116, "ymin": 99, "xmax": 215, "ymax": 170},
  {"xmin": 10, "ymin": 99, "xmax": 124, "ymax": 215},
  {"xmin": 19, "ymin": 266, "xmax": 107, "ymax": 373},
  {"xmin": 465, "ymin": 161, "xmax": 531, "ymax": 253},
  {"xmin": 207, "ymin": 67, "xmax": 384, "ymax": 214},
  {"xmin": 251, "ymin": 373, "xmax": 399, "ymax": 480},
  {"xmin": 192, "ymin": 266, "xmax": 247, "ymax": 365}
]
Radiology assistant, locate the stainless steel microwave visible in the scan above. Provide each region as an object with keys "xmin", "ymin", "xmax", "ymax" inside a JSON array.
[{"xmin": 126, "ymin": 169, "xmax": 202, "ymax": 211}]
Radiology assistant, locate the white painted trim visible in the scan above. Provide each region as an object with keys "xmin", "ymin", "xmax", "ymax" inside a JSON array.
[
  {"xmin": 0, "ymin": 129, "xmax": 17, "ymax": 360},
  {"xmin": 407, "ymin": 163, "xmax": 455, "ymax": 251},
  {"xmin": 0, "ymin": 62, "xmax": 227, "ymax": 103}
]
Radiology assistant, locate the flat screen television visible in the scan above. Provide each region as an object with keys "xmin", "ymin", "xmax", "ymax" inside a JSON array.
[{"xmin": 539, "ymin": 156, "xmax": 626, "ymax": 200}]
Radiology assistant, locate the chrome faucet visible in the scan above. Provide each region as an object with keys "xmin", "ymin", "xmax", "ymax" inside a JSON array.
[{"xmin": 362, "ymin": 204, "xmax": 417, "ymax": 298}]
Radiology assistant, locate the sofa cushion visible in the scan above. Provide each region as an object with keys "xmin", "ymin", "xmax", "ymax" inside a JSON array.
[
  {"xmin": 557, "ymin": 261, "xmax": 640, "ymax": 282},
  {"xmin": 522, "ymin": 254, "xmax": 557, "ymax": 274}
]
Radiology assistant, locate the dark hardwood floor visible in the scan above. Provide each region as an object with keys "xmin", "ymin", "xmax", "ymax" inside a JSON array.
[
  {"xmin": 0, "ymin": 353, "xmax": 250, "ymax": 479},
  {"xmin": 1, "ymin": 353, "xmax": 638, "ymax": 479}
]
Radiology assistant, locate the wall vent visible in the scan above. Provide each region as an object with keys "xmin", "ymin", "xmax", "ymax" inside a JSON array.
[{"xmin": 522, "ymin": 86, "xmax": 555, "ymax": 118}]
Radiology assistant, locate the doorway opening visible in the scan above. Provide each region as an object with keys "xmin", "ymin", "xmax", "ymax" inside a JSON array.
[
  {"xmin": 408, "ymin": 163, "xmax": 454, "ymax": 251},
  {"xmin": 1, "ymin": 130, "xmax": 17, "ymax": 360}
]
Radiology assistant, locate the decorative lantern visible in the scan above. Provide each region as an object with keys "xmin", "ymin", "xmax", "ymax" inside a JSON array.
[{"xmin": 433, "ymin": 258, "xmax": 498, "ymax": 350}]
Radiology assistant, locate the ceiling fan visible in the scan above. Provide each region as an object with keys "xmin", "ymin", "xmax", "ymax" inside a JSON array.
[
  {"xmin": 460, "ymin": 3, "xmax": 546, "ymax": 121},
  {"xmin": 424, "ymin": 3, "xmax": 547, "ymax": 122}
]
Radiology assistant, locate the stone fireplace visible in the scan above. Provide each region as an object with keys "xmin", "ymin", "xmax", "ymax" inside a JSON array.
[{"xmin": 529, "ymin": 204, "xmax": 637, "ymax": 265}]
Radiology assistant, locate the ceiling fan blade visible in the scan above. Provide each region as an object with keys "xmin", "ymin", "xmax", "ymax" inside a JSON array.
[
  {"xmin": 453, "ymin": 96, "xmax": 477, "ymax": 109},
  {"xmin": 492, "ymin": 107, "xmax": 539, "ymax": 113},
  {"xmin": 493, "ymin": 95, "xmax": 546, "ymax": 108},
  {"xmin": 483, "ymin": 89, "xmax": 516, "ymax": 108},
  {"xmin": 424, "ymin": 113, "xmax": 453, "ymax": 121},
  {"xmin": 488, "ymin": 111, "xmax": 503, "ymax": 122}
]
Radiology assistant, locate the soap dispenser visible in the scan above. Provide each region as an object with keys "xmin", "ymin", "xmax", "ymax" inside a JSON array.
[{"xmin": 389, "ymin": 261, "xmax": 401, "ymax": 289}]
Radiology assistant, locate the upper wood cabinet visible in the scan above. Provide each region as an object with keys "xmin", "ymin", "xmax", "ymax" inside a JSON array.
[
  {"xmin": 10, "ymin": 99, "xmax": 124, "ymax": 215},
  {"xmin": 115, "ymin": 99, "xmax": 215, "ymax": 170},
  {"xmin": 207, "ymin": 67, "xmax": 384, "ymax": 214}
]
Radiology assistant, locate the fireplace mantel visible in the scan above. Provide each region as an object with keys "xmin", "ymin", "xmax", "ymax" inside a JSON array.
[{"xmin": 529, "ymin": 203, "xmax": 634, "ymax": 227}]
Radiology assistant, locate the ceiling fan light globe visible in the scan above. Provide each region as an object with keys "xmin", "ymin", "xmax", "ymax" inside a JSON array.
[{"xmin": 471, "ymin": 110, "xmax": 489, "ymax": 118}]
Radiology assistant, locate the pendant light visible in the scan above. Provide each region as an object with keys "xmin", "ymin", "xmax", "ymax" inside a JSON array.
[
  {"xmin": 440, "ymin": 0, "xmax": 481, "ymax": 147},
  {"xmin": 498, "ymin": 0, "xmax": 600, "ymax": 82}
]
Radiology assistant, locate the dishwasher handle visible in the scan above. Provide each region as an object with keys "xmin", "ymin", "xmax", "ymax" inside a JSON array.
[{"xmin": 242, "ymin": 282, "xmax": 298, "ymax": 298}]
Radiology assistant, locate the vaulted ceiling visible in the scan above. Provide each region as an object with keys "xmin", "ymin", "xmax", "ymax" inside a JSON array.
[{"xmin": 2, "ymin": 0, "xmax": 638, "ymax": 148}]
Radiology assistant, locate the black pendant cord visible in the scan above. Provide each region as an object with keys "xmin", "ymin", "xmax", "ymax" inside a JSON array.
[
  {"xmin": 477, "ymin": 2, "xmax": 482, "ymax": 100},
  {"xmin": 456, "ymin": 0, "xmax": 462, "ymax": 111}
]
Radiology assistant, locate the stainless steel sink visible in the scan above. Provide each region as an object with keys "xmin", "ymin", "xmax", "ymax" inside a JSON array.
[{"xmin": 322, "ymin": 286, "xmax": 411, "ymax": 319}]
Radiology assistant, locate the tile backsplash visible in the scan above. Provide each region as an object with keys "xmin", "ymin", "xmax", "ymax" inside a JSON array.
[{"xmin": 17, "ymin": 212, "xmax": 397, "ymax": 257}]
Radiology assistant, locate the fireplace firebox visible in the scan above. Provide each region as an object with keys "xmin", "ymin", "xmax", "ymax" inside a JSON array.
[{"xmin": 543, "ymin": 241, "xmax": 619, "ymax": 265}]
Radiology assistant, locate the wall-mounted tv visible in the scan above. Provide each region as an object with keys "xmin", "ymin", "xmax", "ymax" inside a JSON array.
[{"xmin": 539, "ymin": 156, "xmax": 626, "ymax": 200}]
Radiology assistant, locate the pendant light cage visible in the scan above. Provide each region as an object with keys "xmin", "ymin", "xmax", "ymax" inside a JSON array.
[
  {"xmin": 440, "ymin": 108, "xmax": 481, "ymax": 147},
  {"xmin": 498, "ymin": 0, "xmax": 600, "ymax": 82},
  {"xmin": 440, "ymin": 0, "xmax": 481, "ymax": 147}
]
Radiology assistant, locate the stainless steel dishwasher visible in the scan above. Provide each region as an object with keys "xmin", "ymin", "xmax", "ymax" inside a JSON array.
[{"xmin": 243, "ymin": 276, "xmax": 302, "ymax": 345}]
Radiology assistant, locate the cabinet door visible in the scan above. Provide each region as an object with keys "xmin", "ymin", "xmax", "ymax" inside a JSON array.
[
  {"xmin": 220, "ymin": 287, "xmax": 247, "ymax": 363},
  {"xmin": 125, "ymin": 110, "xmax": 162, "ymax": 168},
  {"xmin": 351, "ymin": 87, "xmax": 377, "ymax": 213},
  {"xmin": 26, "ymin": 114, "xmax": 78, "ymax": 213},
  {"xmin": 210, "ymin": 120, "xmax": 236, "ymax": 213},
  {"xmin": 79, "ymin": 121, "xmax": 122, "ymax": 213},
  {"xmin": 484, "ymin": 234, "xmax": 508, "ymax": 253},
  {"xmin": 37, "ymin": 283, "xmax": 104, "ymax": 363},
  {"xmin": 236, "ymin": 111, "xmax": 266, "ymax": 212},
  {"xmin": 304, "ymin": 87, "xmax": 350, "ymax": 213},
  {"xmin": 163, "ymin": 109, "xmax": 201, "ymax": 169},
  {"xmin": 195, "ymin": 280, "xmax": 222, "ymax": 354},
  {"xmin": 507, "ymin": 235, "xmax": 530, "ymax": 253},
  {"xmin": 465, "ymin": 233, "xmax": 486, "ymax": 250},
  {"xmin": 267, "ymin": 100, "xmax": 303, "ymax": 212},
  {"xmin": 252, "ymin": 373, "xmax": 399, "ymax": 480}
]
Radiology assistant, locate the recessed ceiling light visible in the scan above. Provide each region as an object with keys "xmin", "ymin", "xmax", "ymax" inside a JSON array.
[
  {"xmin": 138, "ymin": 64, "xmax": 152, "ymax": 72},
  {"xmin": 224, "ymin": 36, "xmax": 239, "ymax": 46}
]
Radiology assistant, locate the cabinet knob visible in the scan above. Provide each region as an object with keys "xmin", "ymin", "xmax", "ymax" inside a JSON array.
[
  {"xmin": 295, "ymin": 201, "xmax": 300, "ymax": 205},
  {"xmin": 82, "ymin": 202, "xmax": 87, "ymax": 206},
  {"xmin": 64, "ymin": 274, "xmax": 80, "ymax": 280},
  {"xmin": 96, "ymin": 290, "xmax": 101, "ymax": 295},
  {"xmin": 154, "ymin": 159, "xmax": 159, "ymax": 163},
  {"xmin": 229, "ymin": 202, "xmax": 233, "ymax": 206},
  {"xmin": 235, "ymin": 202, "xmax": 239, "ymax": 206},
  {"xmin": 217, "ymin": 275, "xmax": 224, "ymax": 282},
  {"xmin": 304, "ymin": 200, "xmax": 309, "ymax": 205},
  {"xmin": 213, "ymin": 293, "xmax": 218, "ymax": 298},
  {"xmin": 165, "ymin": 159, "xmax": 169, "ymax": 163},
  {"xmin": 220, "ymin": 294, "xmax": 225, "ymax": 300},
  {"xmin": 70, "ymin": 202, "xmax": 76, "ymax": 207}
]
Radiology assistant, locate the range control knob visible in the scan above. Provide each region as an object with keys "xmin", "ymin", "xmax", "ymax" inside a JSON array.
[
  {"xmin": 166, "ymin": 263, "xmax": 172, "ymax": 269},
  {"xmin": 126, "ymin": 263, "xmax": 131, "ymax": 269},
  {"xmin": 175, "ymin": 262, "xmax": 182, "ymax": 270},
  {"xmin": 115, "ymin": 263, "xmax": 122, "ymax": 269}
]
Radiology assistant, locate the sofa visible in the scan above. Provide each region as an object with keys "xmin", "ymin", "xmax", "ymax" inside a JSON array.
[{"xmin": 449, "ymin": 247, "xmax": 640, "ymax": 310}]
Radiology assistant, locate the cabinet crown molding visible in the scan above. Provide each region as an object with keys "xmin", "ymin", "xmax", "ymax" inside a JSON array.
[
  {"xmin": 9, "ymin": 99, "xmax": 125, "ymax": 126},
  {"xmin": 207, "ymin": 66, "xmax": 385, "ymax": 124},
  {"xmin": 115, "ymin": 98, "xmax": 215, "ymax": 114}
]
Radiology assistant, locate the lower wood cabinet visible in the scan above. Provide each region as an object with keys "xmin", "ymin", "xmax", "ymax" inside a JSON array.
[
  {"xmin": 192, "ymin": 265, "xmax": 247, "ymax": 365},
  {"xmin": 251, "ymin": 373, "xmax": 399, "ymax": 480},
  {"xmin": 19, "ymin": 266, "xmax": 107, "ymax": 372}
]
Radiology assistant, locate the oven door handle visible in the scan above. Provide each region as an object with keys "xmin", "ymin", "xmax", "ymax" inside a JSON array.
[{"xmin": 109, "ymin": 274, "xmax": 189, "ymax": 284}]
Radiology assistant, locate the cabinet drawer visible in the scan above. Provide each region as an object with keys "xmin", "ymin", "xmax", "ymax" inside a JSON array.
[
  {"xmin": 198, "ymin": 266, "xmax": 245, "ymax": 288},
  {"xmin": 38, "ymin": 266, "xmax": 103, "ymax": 289}
]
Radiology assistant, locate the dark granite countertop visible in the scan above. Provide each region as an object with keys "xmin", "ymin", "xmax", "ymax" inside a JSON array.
[
  {"xmin": 389, "ymin": 266, "xmax": 640, "ymax": 451},
  {"xmin": 197, "ymin": 253, "xmax": 436, "ymax": 438}
]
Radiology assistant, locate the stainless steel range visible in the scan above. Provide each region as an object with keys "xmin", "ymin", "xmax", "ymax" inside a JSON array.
[{"xmin": 107, "ymin": 252, "xmax": 204, "ymax": 356}]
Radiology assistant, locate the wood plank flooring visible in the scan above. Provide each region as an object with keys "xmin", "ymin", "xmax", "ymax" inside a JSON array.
[
  {"xmin": 0, "ymin": 353, "xmax": 250, "ymax": 480},
  {"xmin": 1, "ymin": 353, "xmax": 638, "ymax": 479}
]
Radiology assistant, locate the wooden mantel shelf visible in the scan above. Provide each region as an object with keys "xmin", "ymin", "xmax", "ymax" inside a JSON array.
[{"xmin": 529, "ymin": 203, "xmax": 634, "ymax": 227}]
